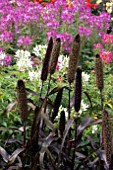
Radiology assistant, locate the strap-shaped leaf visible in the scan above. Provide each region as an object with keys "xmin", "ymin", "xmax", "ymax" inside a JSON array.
[
  {"xmin": 8, "ymin": 148, "xmax": 24, "ymax": 165},
  {"xmin": 0, "ymin": 146, "xmax": 9, "ymax": 163},
  {"xmin": 0, "ymin": 146, "xmax": 24, "ymax": 165},
  {"xmin": 48, "ymin": 86, "xmax": 66, "ymax": 96},
  {"xmin": 39, "ymin": 133, "xmax": 55, "ymax": 167}
]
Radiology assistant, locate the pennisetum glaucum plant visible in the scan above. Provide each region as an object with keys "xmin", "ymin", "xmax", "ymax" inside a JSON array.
[
  {"xmin": 17, "ymin": 79, "xmax": 28, "ymax": 167},
  {"xmin": 102, "ymin": 109, "xmax": 112, "ymax": 166},
  {"xmin": 67, "ymin": 34, "xmax": 80, "ymax": 84},
  {"xmin": 40, "ymin": 37, "xmax": 53, "ymax": 98},
  {"xmin": 43, "ymin": 37, "xmax": 61, "ymax": 112},
  {"xmin": 95, "ymin": 54, "xmax": 104, "ymax": 110},
  {"xmin": 95, "ymin": 54, "xmax": 104, "ymax": 169},
  {"xmin": 66, "ymin": 34, "xmax": 80, "ymax": 158},
  {"xmin": 39, "ymin": 38, "xmax": 61, "ymax": 132},
  {"xmin": 67, "ymin": 34, "xmax": 80, "ymax": 120},
  {"xmin": 71, "ymin": 66, "xmax": 82, "ymax": 169}
]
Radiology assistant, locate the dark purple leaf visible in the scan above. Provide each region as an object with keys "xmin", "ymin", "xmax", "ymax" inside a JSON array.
[{"xmin": 48, "ymin": 86, "xmax": 66, "ymax": 96}]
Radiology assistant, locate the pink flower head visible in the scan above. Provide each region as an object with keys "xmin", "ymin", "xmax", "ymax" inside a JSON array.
[
  {"xmin": 109, "ymin": 35, "xmax": 113, "ymax": 43},
  {"xmin": 56, "ymin": 75, "xmax": 62, "ymax": 83},
  {"xmin": 100, "ymin": 51, "xmax": 113, "ymax": 64},
  {"xmin": 102, "ymin": 34, "xmax": 110, "ymax": 44},
  {"xmin": 17, "ymin": 36, "xmax": 32, "ymax": 48},
  {"xmin": 4, "ymin": 55, "xmax": 12, "ymax": 66},
  {"xmin": 56, "ymin": 61, "xmax": 63, "ymax": 70},
  {"xmin": 0, "ymin": 31, "xmax": 13, "ymax": 43},
  {"xmin": 93, "ymin": 43, "xmax": 103, "ymax": 54},
  {"xmin": 0, "ymin": 53, "xmax": 12, "ymax": 67},
  {"xmin": 93, "ymin": 43, "xmax": 103, "ymax": 50},
  {"xmin": 78, "ymin": 27, "xmax": 91, "ymax": 38},
  {"xmin": 0, "ymin": 47, "xmax": 3, "ymax": 52}
]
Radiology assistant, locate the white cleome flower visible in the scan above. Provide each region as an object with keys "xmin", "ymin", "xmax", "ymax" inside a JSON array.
[
  {"xmin": 0, "ymin": 51, "xmax": 6, "ymax": 60},
  {"xmin": 32, "ymin": 44, "xmax": 47, "ymax": 58},
  {"xmin": 15, "ymin": 50, "xmax": 30, "ymax": 58},
  {"xmin": 17, "ymin": 57, "xmax": 33, "ymax": 71},
  {"xmin": 28, "ymin": 71, "xmax": 41, "ymax": 81},
  {"xmin": 15, "ymin": 50, "xmax": 32, "ymax": 71},
  {"xmin": 82, "ymin": 72, "xmax": 90, "ymax": 82},
  {"xmin": 59, "ymin": 55, "xmax": 69, "ymax": 68}
]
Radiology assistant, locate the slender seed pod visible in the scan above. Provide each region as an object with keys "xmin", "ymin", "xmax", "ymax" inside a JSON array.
[
  {"xmin": 49, "ymin": 38, "xmax": 61, "ymax": 75},
  {"xmin": 41, "ymin": 37, "xmax": 53, "ymax": 81},
  {"xmin": 67, "ymin": 34, "xmax": 80, "ymax": 83},
  {"xmin": 59, "ymin": 110, "xmax": 65, "ymax": 138},
  {"xmin": 74, "ymin": 67, "xmax": 82, "ymax": 113},
  {"xmin": 109, "ymin": 154, "xmax": 113, "ymax": 170},
  {"xmin": 95, "ymin": 54, "xmax": 104, "ymax": 92},
  {"xmin": 17, "ymin": 79, "xmax": 28, "ymax": 122},
  {"xmin": 102, "ymin": 110, "xmax": 112, "ymax": 164}
]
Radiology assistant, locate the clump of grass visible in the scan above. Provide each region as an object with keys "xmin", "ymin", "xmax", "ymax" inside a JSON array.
[{"xmin": 71, "ymin": 66, "xmax": 82, "ymax": 169}]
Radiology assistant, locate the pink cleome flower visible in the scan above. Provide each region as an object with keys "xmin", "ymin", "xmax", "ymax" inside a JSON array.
[
  {"xmin": 0, "ymin": 49, "xmax": 12, "ymax": 66},
  {"xmin": 102, "ymin": 34, "xmax": 113, "ymax": 44},
  {"xmin": 56, "ymin": 61, "xmax": 63, "ymax": 71},
  {"xmin": 17, "ymin": 36, "xmax": 32, "ymax": 48},
  {"xmin": 0, "ymin": 55, "xmax": 12, "ymax": 66},
  {"xmin": 93, "ymin": 43, "xmax": 103, "ymax": 50},
  {"xmin": 93, "ymin": 43, "xmax": 103, "ymax": 54},
  {"xmin": 100, "ymin": 51, "xmax": 113, "ymax": 64},
  {"xmin": 4, "ymin": 55, "xmax": 12, "ymax": 66},
  {"xmin": 109, "ymin": 35, "xmax": 113, "ymax": 43}
]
